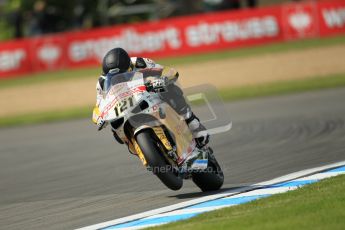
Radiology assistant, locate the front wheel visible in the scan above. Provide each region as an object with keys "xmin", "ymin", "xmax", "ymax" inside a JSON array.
[
  {"xmin": 136, "ymin": 130, "xmax": 183, "ymax": 191},
  {"xmin": 192, "ymin": 149, "xmax": 224, "ymax": 192}
]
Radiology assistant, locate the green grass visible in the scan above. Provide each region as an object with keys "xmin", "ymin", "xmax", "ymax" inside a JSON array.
[
  {"xmin": 220, "ymin": 73, "xmax": 345, "ymax": 101},
  {"xmin": 0, "ymin": 106, "xmax": 92, "ymax": 128},
  {"xmin": 149, "ymin": 174, "xmax": 345, "ymax": 230},
  {"xmin": 1, "ymin": 35, "xmax": 345, "ymax": 89},
  {"xmin": 1, "ymin": 73, "xmax": 345, "ymax": 128},
  {"xmin": 0, "ymin": 67, "xmax": 101, "ymax": 89}
]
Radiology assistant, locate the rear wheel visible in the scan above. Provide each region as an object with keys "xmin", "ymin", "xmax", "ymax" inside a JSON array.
[
  {"xmin": 192, "ymin": 149, "xmax": 224, "ymax": 192},
  {"xmin": 136, "ymin": 130, "xmax": 183, "ymax": 190}
]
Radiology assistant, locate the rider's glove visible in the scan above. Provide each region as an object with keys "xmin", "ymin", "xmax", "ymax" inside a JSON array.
[{"xmin": 148, "ymin": 77, "xmax": 168, "ymax": 93}]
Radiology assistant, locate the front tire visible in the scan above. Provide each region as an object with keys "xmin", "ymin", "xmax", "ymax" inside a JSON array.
[
  {"xmin": 136, "ymin": 130, "xmax": 183, "ymax": 191},
  {"xmin": 192, "ymin": 149, "xmax": 224, "ymax": 192}
]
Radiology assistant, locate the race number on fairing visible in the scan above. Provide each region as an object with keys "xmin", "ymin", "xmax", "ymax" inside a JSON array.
[{"xmin": 114, "ymin": 97, "xmax": 134, "ymax": 117}]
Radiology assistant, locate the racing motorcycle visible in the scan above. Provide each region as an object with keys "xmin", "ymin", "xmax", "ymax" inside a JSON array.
[{"xmin": 97, "ymin": 68, "xmax": 224, "ymax": 191}]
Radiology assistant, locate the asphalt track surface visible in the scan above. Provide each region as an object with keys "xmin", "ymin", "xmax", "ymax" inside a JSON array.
[{"xmin": 1, "ymin": 88, "xmax": 345, "ymax": 230}]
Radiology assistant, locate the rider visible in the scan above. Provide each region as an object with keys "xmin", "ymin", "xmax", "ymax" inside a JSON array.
[{"xmin": 92, "ymin": 47, "xmax": 210, "ymax": 149}]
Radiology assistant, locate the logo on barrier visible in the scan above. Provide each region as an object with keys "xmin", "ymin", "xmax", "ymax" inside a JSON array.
[
  {"xmin": 31, "ymin": 37, "xmax": 66, "ymax": 71},
  {"xmin": 289, "ymin": 11, "xmax": 312, "ymax": 31},
  {"xmin": 37, "ymin": 44, "xmax": 61, "ymax": 65},
  {"xmin": 283, "ymin": 2, "xmax": 318, "ymax": 39}
]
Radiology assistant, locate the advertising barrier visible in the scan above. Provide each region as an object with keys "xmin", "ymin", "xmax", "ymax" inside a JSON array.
[{"xmin": 1, "ymin": 0, "xmax": 345, "ymax": 78}]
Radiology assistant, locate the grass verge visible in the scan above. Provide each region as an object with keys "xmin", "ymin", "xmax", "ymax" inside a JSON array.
[
  {"xmin": 1, "ymin": 35, "xmax": 345, "ymax": 89},
  {"xmin": 0, "ymin": 106, "xmax": 92, "ymax": 128},
  {"xmin": 1, "ymin": 73, "xmax": 345, "ymax": 128},
  {"xmin": 149, "ymin": 174, "xmax": 345, "ymax": 230},
  {"xmin": 220, "ymin": 73, "xmax": 345, "ymax": 101}
]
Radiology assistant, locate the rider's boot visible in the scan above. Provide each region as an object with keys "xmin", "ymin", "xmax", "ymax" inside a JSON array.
[
  {"xmin": 183, "ymin": 111, "xmax": 210, "ymax": 170},
  {"xmin": 185, "ymin": 112, "xmax": 210, "ymax": 148}
]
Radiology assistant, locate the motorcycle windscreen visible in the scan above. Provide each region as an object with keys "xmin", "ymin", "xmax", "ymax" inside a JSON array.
[
  {"xmin": 183, "ymin": 84, "xmax": 232, "ymax": 136},
  {"xmin": 101, "ymin": 71, "xmax": 145, "ymax": 120}
]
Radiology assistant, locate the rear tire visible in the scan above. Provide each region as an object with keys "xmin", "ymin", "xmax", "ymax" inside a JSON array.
[
  {"xmin": 192, "ymin": 149, "xmax": 224, "ymax": 192},
  {"xmin": 136, "ymin": 130, "xmax": 183, "ymax": 191}
]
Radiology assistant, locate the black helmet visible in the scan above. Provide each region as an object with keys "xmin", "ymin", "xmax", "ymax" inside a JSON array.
[{"xmin": 102, "ymin": 47, "xmax": 131, "ymax": 75}]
